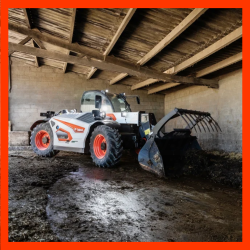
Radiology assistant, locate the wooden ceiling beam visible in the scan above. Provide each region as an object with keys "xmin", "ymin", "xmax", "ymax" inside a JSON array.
[
  {"xmin": 23, "ymin": 8, "xmax": 31, "ymax": 29},
  {"xmin": 131, "ymin": 78, "xmax": 158, "ymax": 90},
  {"xmin": 86, "ymin": 67, "xmax": 98, "ymax": 80},
  {"xmin": 145, "ymin": 51, "xmax": 242, "ymax": 94},
  {"xmin": 104, "ymin": 8, "xmax": 137, "ymax": 56},
  {"xmin": 31, "ymin": 28, "xmax": 46, "ymax": 50},
  {"xmin": 109, "ymin": 73, "xmax": 128, "ymax": 84},
  {"xmin": 63, "ymin": 8, "xmax": 77, "ymax": 73},
  {"xmin": 87, "ymin": 8, "xmax": 137, "ymax": 79},
  {"xmin": 9, "ymin": 36, "xmax": 32, "ymax": 55},
  {"xmin": 146, "ymin": 51, "xmax": 242, "ymax": 95},
  {"xmin": 110, "ymin": 8, "xmax": 208, "ymax": 85},
  {"xmin": 23, "ymin": 8, "xmax": 39, "ymax": 67},
  {"xmin": 196, "ymin": 52, "xmax": 242, "ymax": 77},
  {"xmin": 9, "ymin": 22, "xmax": 134, "ymax": 62},
  {"xmin": 138, "ymin": 8, "xmax": 208, "ymax": 65},
  {"xmin": 19, "ymin": 36, "xmax": 32, "ymax": 45},
  {"xmin": 9, "ymin": 42, "xmax": 218, "ymax": 88},
  {"xmin": 165, "ymin": 26, "xmax": 242, "ymax": 75},
  {"xmin": 132, "ymin": 26, "xmax": 242, "ymax": 91},
  {"xmin": 33, "ymin": 38, "xmax": 46, "ymax": 50},
  {"xmin": 148, "ymin": 83, "xmax": 181, "ymax": 94}
]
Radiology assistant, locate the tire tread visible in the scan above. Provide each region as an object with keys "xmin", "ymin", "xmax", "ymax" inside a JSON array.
[
  {"xmin": 89, "ymin": 125, "xmax": 123, "ymax": 168},
  {"xmin": 30, "ymin": 122, "xmax": 59, "ymax": 158}
]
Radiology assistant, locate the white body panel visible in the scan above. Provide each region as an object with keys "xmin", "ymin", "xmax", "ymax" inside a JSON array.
[
  {"xmin": 112, "ymin": 112, "xmax": 139, "ymax": 125},
  {"xmin": 48, "ymin": 111, "xmax": 142, "ymax": 152},
  {"xmin": 50, "ymin": 113, "xmax": 94, "ymax": 151}
]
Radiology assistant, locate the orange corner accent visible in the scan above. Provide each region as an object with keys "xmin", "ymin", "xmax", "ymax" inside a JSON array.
[
  {"xmin": 106, "ymin": 113, "xmax": 116, "ymax": 121},
  {"xmin": 57, "ymin": 128, "xmax": 73, "ymax": 142},
  {"xmin": 54, "ymin": 119, "xmax": 85, "ymax": 133}
]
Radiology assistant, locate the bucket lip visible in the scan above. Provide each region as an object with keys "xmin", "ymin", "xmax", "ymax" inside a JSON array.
[{"xmin": 138, "ymin": 138, "xmax": 165, "ymax": 177}]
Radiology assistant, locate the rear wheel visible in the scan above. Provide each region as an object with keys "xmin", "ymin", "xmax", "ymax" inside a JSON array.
[
  {"xmin": 30, "ymin": 122, "xmax": 59, "ymax": 157},
  {"xmin": 90, "ymin": 125, "xmax": 123, "ymax": 167}
]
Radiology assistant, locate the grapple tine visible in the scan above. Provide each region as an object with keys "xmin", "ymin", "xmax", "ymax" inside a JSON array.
[
  {"xmin": 204, "ymin": 116, "xmax": 217, "ymax": 132},
  {"xmin": 194, "ymin": 114, "xmax": 206, "ymax": 132},
  {"xmin": 188, "ymin": 113, "xmax": 202, "ymax": 133},
  {"xmin": 183, "ymin": 113, "xmax": 198, "ymax": 133},
  {"xmin": 200, "ymin": 115, "xmax": 211, "ymax": 132},
  {"xmin": 208, "ymin": 116, "xmax": 219, "ymax": 132},
  {"xmin": 178, "ymin": 111, "xmax": 192, "ymax": 129},
  {"xmin": 210, "ymin": 116, "xmax": 222, "ymax": 132}
]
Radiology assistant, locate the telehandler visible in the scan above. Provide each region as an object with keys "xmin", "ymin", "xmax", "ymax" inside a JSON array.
[{"xmin": 30, "ymin": 90, "xmax": 221, "ymax": 177}]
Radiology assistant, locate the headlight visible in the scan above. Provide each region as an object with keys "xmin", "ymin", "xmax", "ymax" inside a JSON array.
[{"xmin": 100, "ymin": 111, "xmax": 106, "ymax": 119}]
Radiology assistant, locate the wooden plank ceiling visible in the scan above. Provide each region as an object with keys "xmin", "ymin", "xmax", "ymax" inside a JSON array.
[{"xmin": 8, "ymin": 8, "xmax": 242, "ymax": 95}]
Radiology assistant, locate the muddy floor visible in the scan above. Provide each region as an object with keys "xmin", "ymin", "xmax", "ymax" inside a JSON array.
[{"xmin": 9, "ymin": 150, "xmax": 242, "ymax": 242}]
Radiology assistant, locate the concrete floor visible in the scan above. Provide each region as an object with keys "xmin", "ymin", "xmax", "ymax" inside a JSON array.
[{"xmin": 9, "ymin": 151, "xmax": 242, "ymax": 242}]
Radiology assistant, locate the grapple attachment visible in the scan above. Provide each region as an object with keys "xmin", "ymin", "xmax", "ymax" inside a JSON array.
[{"xmin": 138, "ymin": 108, "xmax": 221, "ymax": 177}]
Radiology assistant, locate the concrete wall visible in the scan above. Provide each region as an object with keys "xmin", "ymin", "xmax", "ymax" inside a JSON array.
[
  {"xmin": 164, "ymin": 69, "xmax": 242, "ymax": 152},
  {"xmin": 9, "ymin": 58, "xmax": 165, "ymax": 131}
]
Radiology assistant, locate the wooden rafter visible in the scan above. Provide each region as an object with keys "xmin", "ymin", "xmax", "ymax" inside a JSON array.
[
  {"xmin": 19, "ymin": 36, "xmax": 32, "ymax": 45},
  {"xmin": 9, "ymin": 42, "xmax": 219, "ymax": 88},
  {"xmin": 86, "ymin": 67, "xmax": 98, "ymax": 80},
  {"xmin": 23, "ymin": 8, "xmax": 39, "ymax": 67},
  {"xmin": 9, "ymin": 36, "xmax": 32, "ymax": 55},
  {"xmin": 63, "ymin": 8, "xmax": 77, "ymax": 73},
  {"xmin": 131, "ymin": 79, "xmax": 158, "ymax": 90},
  {"xmin": 104, "ymin": 8, "xmax": 137, "ymax": 56},
  {"xmin": 165, "ymin": 26, "xmax": 242, "ymax": 75},
  {"xmin": 109, "ymin": 72, "xmax": 128, "ymax": 84},
  {"xmin": 87, "ymin": 8, "xmax": 137, "ymax": 80},
  {"xmin": 32, "ymin": 28, "xmax": 46, "ymax": 49},
  {"xmin": 23, "ymin": 8, "xmax": 31, "ymax": 29},
  {"xmin": 148, "ymin": 51, "xmax": 242, "ymax": 94},
  {"xmin": 110, "ymin": 8, "xmax": 208, "ymax": 85},
  {"xmin": 33, "ymin": 38, "xmax": 46, "ymax": 50},
  {"xmin": 132, "ymin": 26, "xmax": 242, "ymax": 91},
  {"xmin": 148, "ymin": 83, "xmax": 181, "ymax": 94},
  {"xmin": 196, "ymin": 52, "xmax": 242, "ymax": 77}
]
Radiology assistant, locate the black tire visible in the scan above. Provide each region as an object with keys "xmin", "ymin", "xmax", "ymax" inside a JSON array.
[
  {"xmin": 90, "ymin": 125, "xmax": 123, "ymax": 167},
  {"xmin": 30, "ymin": 122, "xmax": 59, "ymax": 157}
]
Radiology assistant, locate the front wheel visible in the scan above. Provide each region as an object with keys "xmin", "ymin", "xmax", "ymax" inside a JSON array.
[
  {"xmin": 90, "ymin": 125, "xmax": 123, "ymax": 167},
  {"xmin": 30, "ymin": 122, "xmax": 59, "ymax": 157}
]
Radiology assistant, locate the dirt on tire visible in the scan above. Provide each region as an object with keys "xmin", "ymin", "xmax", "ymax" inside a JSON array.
[
  {"xmin": 30, "ymin": 122, "xmax": 59, "ymax": 157},
  {"xmin": 90, "ymin": 125, "xmax": 123, "ymax": 167}
]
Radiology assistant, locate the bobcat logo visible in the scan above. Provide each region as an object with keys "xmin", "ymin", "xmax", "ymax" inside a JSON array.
[{"xmin": 74, "ymin": 128, "xmax": 84, "ymax": 132}]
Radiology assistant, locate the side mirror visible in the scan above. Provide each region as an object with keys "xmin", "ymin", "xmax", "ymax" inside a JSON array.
[
  {"xmin": 95, "ymin": 95, "xmax": 102, "ymax": 109},
  {"xmin": 136, "ymin": 96, "xmax": 140, "ymax": 104}
]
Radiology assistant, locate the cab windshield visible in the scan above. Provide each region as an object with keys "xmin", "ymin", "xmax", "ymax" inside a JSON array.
[{"xmin": 106, "ymin": 93, "xmax": 131, "ymax": 112}]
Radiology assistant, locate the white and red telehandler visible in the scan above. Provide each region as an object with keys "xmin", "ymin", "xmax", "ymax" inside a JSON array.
[{"xmin": 30, "ymin": 90, "xmax": 221, "ymax": 177}]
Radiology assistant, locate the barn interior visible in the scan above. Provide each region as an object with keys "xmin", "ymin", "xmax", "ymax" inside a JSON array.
[{"xmin": 8, "ymin": 8, "xmax": 242, "ymax": 242}]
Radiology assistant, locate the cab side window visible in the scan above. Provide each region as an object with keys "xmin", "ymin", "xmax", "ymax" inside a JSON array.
[
  {"xmin": 101, "ymin": 97, "xmax": 113, "ymax": 113},
  {"xmin": 81, "ymin": 92, "xmax": 97, "ymax": 112},
  {"xmin": 81, "ymin": 92, "xmax": 114, "ymax": 113}
]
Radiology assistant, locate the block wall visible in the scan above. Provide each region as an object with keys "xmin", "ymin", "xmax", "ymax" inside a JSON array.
[{"xmin": 164, "ymin": 69, "xmax": 242, "ymax": 152}]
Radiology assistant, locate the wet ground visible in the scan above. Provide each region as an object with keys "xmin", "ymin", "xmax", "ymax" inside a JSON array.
[{"xmin": 9, "ymin": 150, "xmax": 242, "ymax": 242}]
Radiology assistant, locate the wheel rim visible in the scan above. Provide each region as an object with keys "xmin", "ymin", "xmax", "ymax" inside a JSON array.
[
  {"xmin": 35, "ymin": 130, "xmax": 51, "ymax": 150},
  {"xmin": 93, "ymin": 134, "xmax": 107, "ymax": 159}
]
